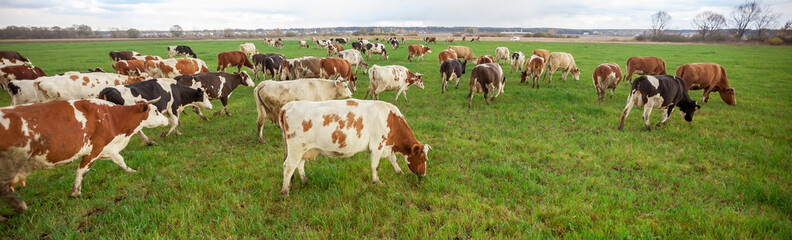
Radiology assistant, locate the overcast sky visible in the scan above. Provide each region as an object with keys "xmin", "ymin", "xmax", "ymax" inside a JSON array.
[{"xmin": 1, "ymin": 0, "xmax": 791, "ymax": 31}]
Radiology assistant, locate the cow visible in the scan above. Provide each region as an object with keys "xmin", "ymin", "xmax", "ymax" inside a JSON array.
[
  {"xmin": 146, "ymin": 58, "xmax": 210, "ymax": 78},
  {"xmin": 399, "ymin": 36, "xmax": 406, "ymax": 45},
  {"xmin": 175, "ymin": 71, "xmax": 256, "ymax": 120},
  {"xmin": 365, "ymin": 65, "xmax": 424, "ymax": 105},
  {"xmin": 109, "ymin": 51, "xmax": 140, "ymax": 62},
  {"xmin": 0, "ymin": 65, "xmax": 46, "ymax": 92},
  {"xmin": 167, "ymin": 46, "xmax": 197, "ymax": 58},
  {"xmin": 98, "ymin": 79, "xmax": 213, "ymax": 145},
  {"xmin": 468, "ymin": 63, "xmax": 506, "ymax": 108},
  {"xmin": 239, "ymin": 43, "xmax": 259, "ymax": 58},
  {"xmin": 0, "ymin": 59, "xmax": 27, "ymax": 67},
  {"xmin": 299, "ymin": 40, "xmax": 310, "ymax": 49},
  {"xmin": 495, "ymin": 47, "xmax": 510, "ymax": 65},
  {"xmin": 675, "ymin": 63, "xmax": 736, "ymax": 106},
  {"xmin": 352, "ymin": 41, "xmax": 366, "ymax": 53},
  {"xmin": 0, "ymin": 98, "xmax": 168, "ymax": 215},
  {"xmin": 217, "ymin": 51, "xmax": 254, "ymax": 73},
  {"xmin": 592, "ymin": 63, "xmax": 624, "ymax": 102},
  {"xmin": 0, "ymin": 51, "xmax": 31, "ymax": 65},
  {"xmin": 389, "ymin": 39, "xmax": 400, "ymax": 50},
  {"xmin": 618, "ymin": 75, "xmax": 701, "ymax": 131},
  {"xmin": 462, "ymin": 36, "xmax": 467, "ymax": 41},
  {"xmin": 542, "ymin": 52, "xmax": 581, "ymax": 82},
  {"xmin": 407, "ymin": 44, "xmax": 431, "ymax": 62},
  {"xmin": 265, "ymin": 38, "xmax": 275, "ymax": 46},
  {"xmin": 471, "ymin": 36, "xmax": 481, "ymax": 42},
  {"xmin": 277, "ymin": 99, "xmax": 430, "ymax": 197},
  {"xmin": 440, "ymin": 59, "xmax": 467, "ymax": 93},
  {"xmin": 438, "ymin": 49, "xmax": 458, "ymax": 64},
  {"xmin": 532, "ymin": 49, "xmax": 550, "ymax": 60},
  {"xmin": 477, "ymin": 55, "xmax": 496, "ymax": 64},
  {"xmin": 252, "ymin": 53, "xmax": 286, "ymax": 81},
  {"xmin": 424, "ymin": 37, "xmax": 437, "ymax": 44},
  {"xmin": 280, "ymin": 57, "xmax": 323, "ymax": 81},
  {"xmin": 112, "ymin": 59, "xmax": 147, "ymax": 76},
  {"xmin": 447, "ymin": 46, "xmax": 476, "ymax": 61},
  {"xmin": 521, "ymin": 55, "xmax": 545, "ymax": 88},
  {"xmin": 365, "ymin": 43, "xmax": 389, "ymax": 60},
  {"xmin": 334, "ymin": 38, "xmax": 349, "ymax": 44},
  {"xmin": 253, "ymin": 79, "xmax": 353, "ymax": 142},
  {"xmin": 444, "ymin": 37, "xmax": 455, "ymax": 43},
  {"xmin": 274, "ymin": 40, "xmax": 284, "ymax": 49},
  {"xmin": 8, "ymin": 72, "xmax": 146, "ymax": 105},
  {"xmin": 327, "ymin": 43, "xmax": 344, "ymax": 57},
  {"xmin": 625, "ymin": 56, "xmax": 666, "ymax": 83},
  {"xmin": 131, "ymin": 55, "xmax": 164, "ymax": 62},
  {"xmin": 316, "ymin": 39, "xmax": 331, "ymax": 49},
  {"xmin": 510, "ymin": 51, "xmax": 526, "ymax": 73},
  {"xmin": 319, "ymin": 57, "xmax": 357, "ymax": 91},
  {"xmin": 337, "ymin": 49, "xmax": 369, "ymax": 75}
]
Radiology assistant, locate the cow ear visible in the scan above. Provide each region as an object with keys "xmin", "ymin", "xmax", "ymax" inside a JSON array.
[
  {"xmin": 411, "ymin": 144, "xmax": 422, "ymax": 155},
  {"xmin": 138, "ymin": 102, "xmax": 149, "ymax": 112},
  {"xmin": 334, "ymin": 80, "xmax": 340, "ymax": 88}
]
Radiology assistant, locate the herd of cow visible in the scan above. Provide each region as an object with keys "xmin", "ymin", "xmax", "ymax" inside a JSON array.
[{"xmin": 0, "ymin": 36, "xmax": 737, "ymax": 219}]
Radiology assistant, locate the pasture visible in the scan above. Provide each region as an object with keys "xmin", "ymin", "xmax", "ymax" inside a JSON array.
[{"xmin": 1, "ymin": 39, "xmax": 790, "ymax": 238}]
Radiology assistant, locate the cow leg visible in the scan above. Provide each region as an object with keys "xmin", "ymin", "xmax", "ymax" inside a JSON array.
[
  {"xmin": 560, "ymin": 71, "xmax": 568, "ymax": 81},
  {"xmin": 702, "ymin": 87, "xmax": 713, "ymax": 103},
  {"xmin": 71, "ymin": 157, "xmax": 97, "ymax": 197},
  {"xmin": 370, "ymin": 151, "xmax": 383, "ymax": 184},
  {"xmin": 441, "ymin": 74, "xmax": 448, "ymax": 93},
  {"xmin": 455, "ymin": 76, "xmax": 461, "ymax": 89},
  {"xmin": 657, "ymin": 105, "xmax": 675, "ymax": 127},
  {"xmin": 0, "ymin": 183, "xmax": 27, "ymax": 213},
  {"xmin": 297, "ymin": 159, "xmax": 307, "ymax": 183},
  {"xmin": 642, "ymin": 105, "xmax": 654, "ymax": 131},
  {"xmin": 160, "ymin": 114, "xmax": 180, "ymax": 138},
  {"xmin": 394, "ymin": 90, "xmax": 402, "ymax": 104},
  {"xmin": 618, "ymin": 95, "xmax": 637, "ymax": 131},
  {"xmin": 610, "ymin": 88, "xmax": 615, "ymax": 99},
  {"xmin": 387, "ymin": 154, "xmax": 404, "ymax": 174},
  {"xmin": 193, "ymin": 107, "xmax": 209, "ymax": 121},
  {"xmin": 546, "ymin": 70, "xmax": 554, "ymax": 83},
  {"xmin": 109, "ymin": 152, "xmax": 137, "ymax": 173},
  {"xmin": 625, "ymin": 71, "xmax": 634, "ymax": 83},
  {"xmin": 468, "ymin": 90, "xmax": 475, "ymax": 108},
  {"xmin": 280, "ymin": 150, "xmax": 302, "ymax": 197},
  {"xmin": 213, "ymin": 97, "xmax": 230, "ymax": 116},
  {"xmin": 136, "ymin": 131, "xmax": 158, "ymax": 146},
  {"xmin": 401, "ymin": 91, "xmax": 409, "ymax": 106}
]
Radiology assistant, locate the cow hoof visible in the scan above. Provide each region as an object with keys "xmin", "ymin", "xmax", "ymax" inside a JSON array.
[
  {"xmin": 70, "ymin": 191, "xmax": 82, "ymax": 198},
  {"xmin": 212, "ymin": 112, "xmax": 221, "ymax": 116},
  {"xmin": 280, "ymin": 190, "xmax": 290, "ymax": 198},
  {"xmin": 226, "ymin": 113, "xmax": 232, "ymax": 117},
  {"xmin": 13, "ymin": 202, "xmax": 28, "ymax": 212},
  {"xmin": 145, "ymin": 141, "xmax": 159, "ymax": 146},
  {"xmin": 300, "ymin": 178, "xmax": 308, "ymax": 184},
  {"xmin": 124, "ymin": 168, "xmax": 137, "ymax": 174},
  {"xmin": 372, "ymin": 180, "xmax": 383, "ymax": 184},
  {"xmin": 159, "ymin": 132, "xmax": 169, "ymax": 138}
]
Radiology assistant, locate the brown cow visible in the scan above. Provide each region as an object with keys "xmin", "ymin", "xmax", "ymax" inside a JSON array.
[
  {"xmin": 477, "ymin": 55, "xmax": 496, "ymax": 64},
  {"xmin": 592, "ymin": 63, "xmax": 623, "ymax": 102},
  {"xmin": 112, "ymin": 59, "xmax": 146, "ymax": 76},
  {"xmin": 448, "ymin": 46, "xmax": 476, "ymax": 61},
  {"xmin": 626, "ymin": 56, "xmax": 666, "ymax": 83},
  {"xmin": 407, "ymin": 44, "xmax": 432, "ymax": 62},
  {"xmin": 438, "ymin": 49, "xmax": 458, "ymax": 64},
  {"xmin": 327, "ymin": 43, "xmax": 344, "ymax": 57},
  {"xmin": 217, "ymin": 51, "xmax": 254, "ymax": 72},
  {"xmin": 520, "ymin": 55, "xmax": 545, "ymax": 88},
  {"xmin": 532, "ymin": 49, "xmax": 550, "ymax": 60},
  {"xmin": 0, "ymin": 65, "xmax": 46, "ymax": 92},
  {"xmin": 319, "ymin": 57, "xmax": 357, "ymax": 92},
  {"xmin": 444, "ymin": 37, "xmax": 455, "ymax": 43},
  {"xmin": 468, "ymin": 63, "xmax": 506, "ymax": 108},
  {"xmin": 280, "ymin": 57, "xmax": 323, "ymax": 80},
  {"xmin": 676, "ymin": 62, "xmax": 736, "ymax": 106},
  {"xmin": 424, "ymin": 37, "xmax": 437, "ymax": 44}
]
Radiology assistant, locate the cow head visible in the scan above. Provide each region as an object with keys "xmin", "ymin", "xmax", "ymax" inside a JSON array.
[
  {"xmin": 411, "ymin": 73, "xmax": 424, "ymax": 89},
  {"xmin": 238, "ymin": 71, "xmax": 255, "ymax": 87},
  {"xmin": 571, "ymin": 68, "xmax": 581, "ymax": 80},
  {"xmin": 677, "ymin": 99, "xmax": 701, "ymax": 122},
  {"xmin": 193, "ymin": 88, "xmax": 213, "ymax": 109},
  {"xmin": 280, "ymin": 61, "xmax": 292, "ymax": 80},
  {"xmin": 721, "ymin": 88, "xmax": 736, "ymax": 106},
  {"xmin": 333, "ymin": 80, "xmax": 354, "ymax": 98},
  {"xmin": 406, "ymin": 144, "xmax": 430, "ymax": 177},
  {"xmin": 520, "ymin": 71, "xmax": 529, "ymax": 82},
  {"xmin": 138, "ymin": 98, "xmax": 169, "ymax": 128}
]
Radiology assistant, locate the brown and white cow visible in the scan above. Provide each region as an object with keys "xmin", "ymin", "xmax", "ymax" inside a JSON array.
[
  {"xmin": 112, "ymin": 59, "xmax": 147, "ymax": 76},
  {"xmin": 277, "ymin": 99, "xmax": 430, "ymax": 197},
  {"xmin": 424, "ymin": 37, "xmax": 437, "ymax": 44},
  {"xmin": 0, "ymin": 59, "xmax": 27, "ymax": 68},
  {"xmin": 468, "ymin": 63, "xmax": 506, "ymax": 108},
  {"xmin": 448, "ymin": 46, "xmax": 476, "ymax": 61},
  {"xmin": 532, "ymin": 49, "xmax": 550, "ymax": 60},
  {"xmin": 477, "ymin": 55, "xmax": 496, "ymax": 64},
  {"xmin": 520, "ymin": 55, "xmax": 545, "ymax": 88},
  {"xmin": 543, "ymin": 52, "xmax": 581, "ymax": 82},
  {"xmin": 438, "ymin": 49, "xmax": 458, "ymax": 64},
  {"xmin": 400, "ymin": 36, "xmax": 406, "ymax": 45},
  {"xmin": 280, "ymin": 57, "xmax": 323, "ymax": 81},
  {"xmin": 510, "ymin": 51, "xmax": 526, "ymax": 73},
  {"xmin": 0, "ymin": 65, "xmax": 46, "ymax": 92},
  {"xmin": 444, "ymin": 37, "xmax": 455, "ymax": 43},
  {"xmin": 239, "ymin": 43, "xmax": 259, "ymax": 58},
  {"xmin": 131, "ymin": 55, "xmax": 164, "ymax": 62},
  {"xmin": 274, "ymin": 40, "xmax": 284, "ymax": 49},
  {"xmin": 337, "ymin": 49, "xmax": 369, "ymax": 75},
  {"xmin": 319, "ymin": 57, "xmax": 357, "ymax": 91},
  {"xmin": 254, "ymin": 79, "xmax": 353, "ymax": 142},
  {"xmin": 327, "ymin": 43, "xmax": 344, "ymax": 57},
  {"xmin": 0, "ymin": 51, "xmax": 31, "ymax": 65},
  {"xmin": 407, "ymin": 44, "xmax": 432, "ymax": 62},
  {"xmin": 365, "ymin": 65, "xmax": 424, "ymax": 105},
  {"xmin": 0, "ymin": 98, "xmax": 168, "ymax": 214},
  {"xmin": 217, "ymin": 51, "xmax": 254, "ymax": 73},
  {"xmin": 618, "ymin": 75, "xmax": 701, "ymax": 131},
  {"xmin": 146, "ymin": 58, "xmax": 210, "ymax": 78},
  {"xmin": 625, "ymin": 56, "xmax": 666, "ymax": 83},
  {"xmin": 109, "ymin": 51, "xmax": 140, "ymax": 62},
  {"xmin": 175, "ymin": 71, "xmax": 256, "ymax": 120},
  {"xmin": 675, "ymin": 62, "xmax": 736, "ymax": 106},
  {"xmin": 592, "ymin": 63, "xmax": 624, "ymax": 102},
  {"xmin": 8, "ymin": 72, "xmax": 146, "ymax": 105},
  {"xmin": 298, "ymin": 40, "xmax": 310, "ymax": 49},
  {"xmin": 495, "ymin": 47, "xmax": 510, "ymax": 65}
]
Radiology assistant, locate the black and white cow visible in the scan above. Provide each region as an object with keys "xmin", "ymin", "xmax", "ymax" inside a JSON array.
[
  {"xmin": 174, "ymin": 72, "xmax": 256, "ymax": 120},
  {"xmin": 352, "ymin": 41, "xmax": 366, "ymax": 53},
  {"xmin": 334, "ymin": 38, "xmax": 348, "ymax": 44},
  {"xmin": 98, "ymin": 79, "xmax": 213, "ymax": 145},
  {"xmin": 365, "ymin": 43, "xmax": 389, "ymax": 60},
  {"xmin": 440, "ymin": 59, "xmax": 467, "ymax": 93},
  {"xmin": 389, "ymin": 38, "xmax": 400, "ymax": 50},
  {"xmin": 167, "ymin": 45, "xmax": 197, "ymax": 58},
  {"xmin": 618, "ymin": 75, "xmax": 701, "ymax": 131},
  {"xmin": 252, "ymin": 53, "xmax": 286, "ymax": 81}
]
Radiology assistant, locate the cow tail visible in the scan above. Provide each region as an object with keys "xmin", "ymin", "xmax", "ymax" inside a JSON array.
[{"xmin": 254, "ymin": 83, "xmax": 268, "ymax": 133}]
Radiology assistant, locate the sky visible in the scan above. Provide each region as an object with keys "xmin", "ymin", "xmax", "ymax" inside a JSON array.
[{"xmin": 0, "ymin": 0, "xmax": 791, "ymax": 31}]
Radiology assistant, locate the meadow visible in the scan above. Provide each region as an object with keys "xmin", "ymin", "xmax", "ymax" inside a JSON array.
[{"xmin": 0, "ymin": 38, "xmax": 790, "ymax": 239}]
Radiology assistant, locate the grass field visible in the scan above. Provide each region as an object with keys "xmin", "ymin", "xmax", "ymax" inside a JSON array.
[{"xmin": 0, "ymin": 39, "xmax": 791, "ymax": 239}]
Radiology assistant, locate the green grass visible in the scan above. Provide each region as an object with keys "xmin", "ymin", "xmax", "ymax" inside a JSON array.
[{"xmin": 1, "ymin": 39, "xmax": 791, "ymax": 239}]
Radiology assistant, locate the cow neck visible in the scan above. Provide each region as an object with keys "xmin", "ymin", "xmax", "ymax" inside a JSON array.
[
  {"xmin": 405, "ymin": 71, "xmax": 416, "ymax": 85},
  {"xmin": 100, "ymin": 102, "xmax": 147, "ymax": 136},
  {"xmin": 385, "ymin": 111, "xmax": 419, "ymax": 156}
]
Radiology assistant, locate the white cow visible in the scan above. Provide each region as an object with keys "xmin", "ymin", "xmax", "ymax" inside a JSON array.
[
  {"xmin": 316, "ymin": 39, "xmax": 331, "ymax": 49},
  {"xmin": 510, "ymin": 51, "xmax": 526, "ymax": 73},
  {"xmin": 145, "ymin": 58, "xmax": 210, "ymax": 78},
  {"xmin": 364, "ymin": 65, "xmax": 424, "ymax": 105},
  {"xmin": 543, "ymin": 52, "xmax": 581, "ymax": 82},
  {"xmin": 336, "ymin": 49, "xmax": 369, "ymax": 74},
  {"xmin": 366, "ymin": 43, "xmax": 389, "ymax": 60},
  {"xmin": 238, "ymin": 43, "xmax": 259, "ymax": 58},
  {"xmin": 277, "ymin": 99, "xmax": 430, "ymax": 197},
  {"xmin": 131, "ymin": 55, "xmax": 164, "ymax": 62},
  {"xmin": 7, "ymin": 72, "xmax": 146, "ymax": 105},
  {"xmin": 495, "ymin": 47, "xmax": 510, "ymax": 65},
  {"xmin": 298, "ymin": 40, "xmax": 310, "ymax": 49},
  {"xmin": 253, "ymin": 79, "xmax": 353, "ymax": 142}
]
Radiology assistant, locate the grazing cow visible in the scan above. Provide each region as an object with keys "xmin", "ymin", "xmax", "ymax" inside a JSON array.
[
  {"xmin": 399, "ymin": 36, "xmax": 406, "ymax": 44},
  {"xmin": 444, "ymin": 37, "xmax": 455, "ymax": 43},
  {"xmin": 448, "ymin": 46, "xmax": 476, "ymax": 61},
  {"xmin": 252, "ymin": 53, "xmax": 286, "ymax": 81},
  {"xmin": 217, "ymin": 51, "xmax": 254, "ymax": 72},
  {"xmin": 274, "ymin": 40, "xmax": 284, "ymax": 49},
  {"xmin": 440, "ymin": 59, "xmax": 467, "ymax": 93},
  {"xmin": 468, "ymin": 63, "xmax": 506, "ymax": 108},
  {"xmin": 407, "ymin": 44, "xmax": 432, "ymax": 62},
  {"xmin": 424, "ymin": 37, "xmax": 437, "ymax": 44},
  {"xmin": 319, "ymin": 57, "xmax": 357, "ymax": 91},
  {"xmin": 8, "ymin": 73, "xmax": 145, "ymax": 105},
  {"xmin": 625, "ymin": 56, "xmax": 666, "ymax": 83},
  {"xmin": 462, "ymin": 36, "xmax": 467, "ymax": 41},
  {"xmin": 146, "ymin": 58, "xmax": 210, "ymax": 78},
  {"xmin": 0, "ymin": 51, "xmax": 31, "ymax": 65},
  {"xmin": 352, "ymin": 41, "xmax": 366, "ymax": 53},
  {"xmin": 543, "ymin": 52, "xmax": 581, "ymax": 82},
  {"xmin": 510, "ymin": 37, "xmax": 520, "ymax": 41},
  {"xmin": 0, "ymin": 65, "xmax": 46, "ymax": 92},
  {"xmin": 334, "ymin": 38, "xmax": 349, "ymax": 44},
  {"xmin": 389, "ymin": 39, "xmax": 400, "ymax": 50},
  {"xmin": 280, "ymin": 56, "xmax": 323, "ymax": 80},
  {"xmin": 365, "ymin": 65, "xmax": 424, "ymax": 105},
  {"xmin": 167, "ymin": 46, "xmax": 197, "ymax": 58},
  {"xmin": 521, "ymin": 55, "xmax": 545, "ymax": 88},
  {"xmin": 618, "ymin": 75, "xmax": 701, "ymax": 131},
  {"xmin": 175, "ymin": 72, "xmax": 255, "ymax": 119},
  {"xmin": 265, "ymin": 38, "xmax": 275, "ymax": 46},
  {"xmin": 109, "ymin": 51, "xmax": 140, "ymax": 62},
  {"xmin": 477, "ymin": 55, "xmax": 496, "ymax": 64},
  {"xmin": 131, "ymin": 55, "xmax": 163, "ymax": 62},
  {"xmin": 253, "ymin": 79, "xmax": 353, "ymax": 142},
  {"xmin": 316, "ymin": 39, "xmax": 331, "ymax": 49},
  {"xmin": 239, "ymin": 43, "xmax": 259, "ymax": 58},
  {"xmin": 277, "ymin": 99, "xmax": 430, "ymax": 197},
  {"xmin": 112, "ymin": 59, "xmax": 147, "ymax": 76},
  {"xmin": 592, "ymin": 63, "xmax": 624, "ymax": 102},
  {"xmin": 0, "ymin": 98, "xmax": 168, "ymax": 215},
  {"xmin": 495, "ymin": 47, "xmax": 510, "ymax": 65},
  {"xmin": 675, "ymin": 62, "xmax": 736, "ymax": 106},
  {"xmin": 438, "ymin": 49, "xmax": 458, "ymax": 64},
  {"xmin": 327, "ymin": 43, "xmax": 344, "ymax": 57},
  {"xmin": 365, "ymin": 43, "xmax": 389, "ymax": 60},
  {"xmin": 299, "ymin": 40, "xmax": 310, "ymax": 49},
  {"xmin": 337, "ymin": 49, "xmax": 369, "ymax": 74},
  {"xmin": 98, "ymin": 79, "xmax": 213, "ymax": 144},
  {"xmin": 532, "ymin": 49, "xmax": 550, "ymax": 60},
  {"xmin": 510, "ymin": 52, "xmax": 526, "ymax": 73}
]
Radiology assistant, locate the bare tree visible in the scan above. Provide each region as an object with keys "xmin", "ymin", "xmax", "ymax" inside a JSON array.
[
  {"xmin": 651, "ymin": 11, "xmax": 671, "ymax": 35},
  {"xmin": 693, "ymin": 11, "xmax": 726, "ymax": 38},
  {"xmin": 731, "ymin": 1, "xmax": 762, "ymax": 40},
  {"xmin": 753, "ymin": 6, "xmax": 780, "ymax": 38}
]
